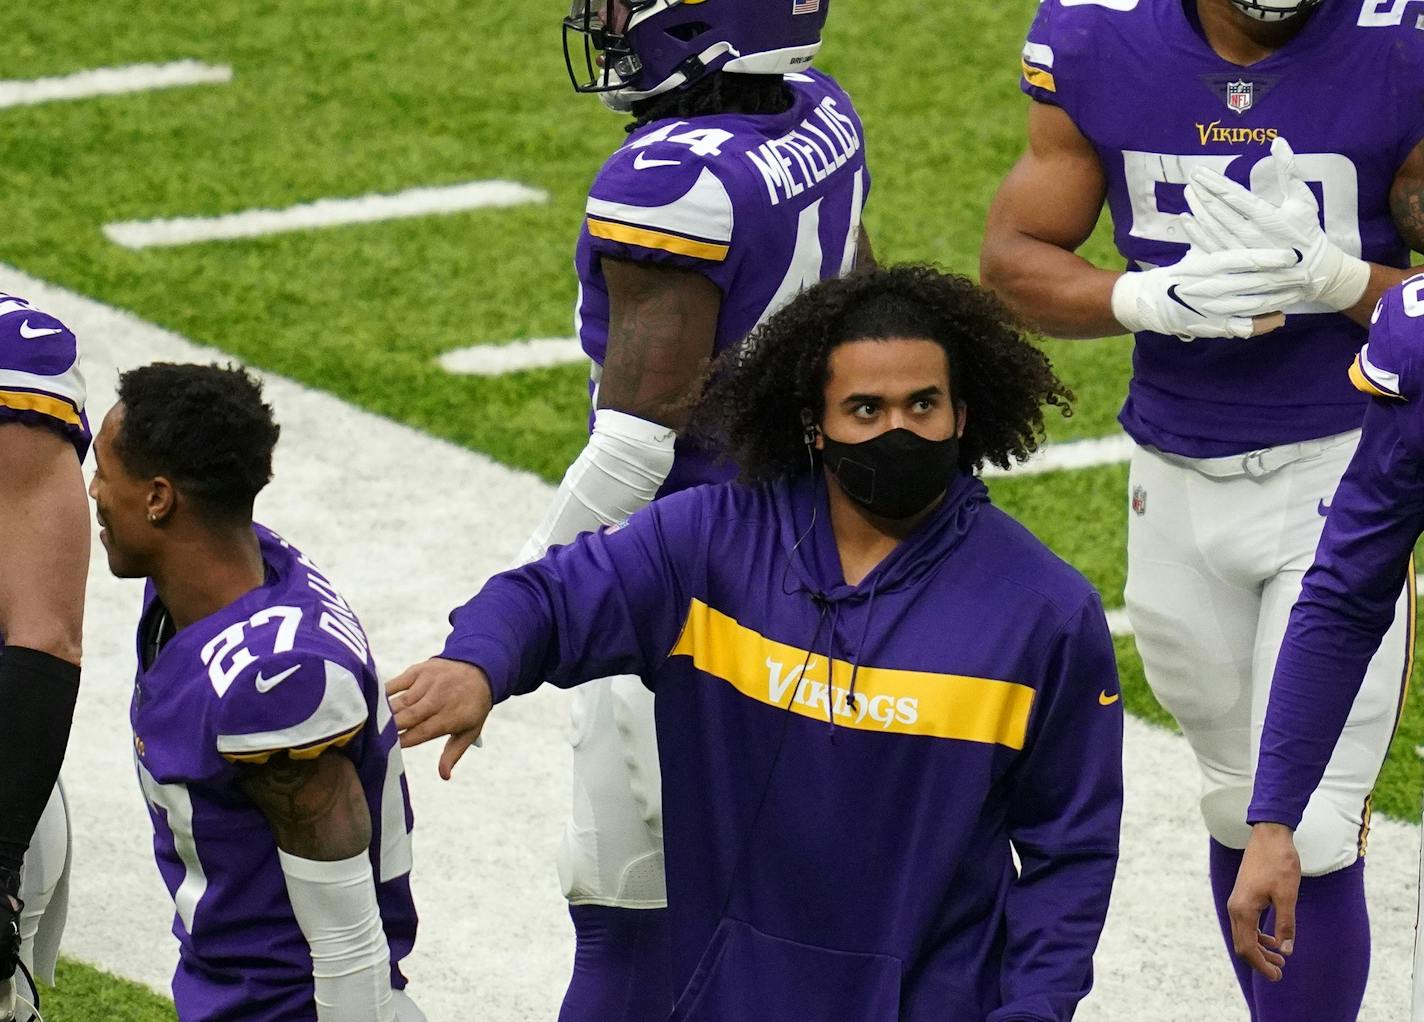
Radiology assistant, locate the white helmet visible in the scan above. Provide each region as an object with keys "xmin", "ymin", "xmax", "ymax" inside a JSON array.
[{"xmin": 1228, "ymin": 0, "xmax": 1325, "ymax": 21}]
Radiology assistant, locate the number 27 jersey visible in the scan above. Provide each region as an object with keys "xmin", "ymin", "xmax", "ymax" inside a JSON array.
[
  {"xmin": 130, "ymin": 526, "xmax": 416, "ymax": 1022},
  {"xmin": 1021, "ymin": 0, "xmax": 1424, "ymax": 457},
  {"xmin": 575, "ymin": 69, "xmax": 870, "ymax": 493}
]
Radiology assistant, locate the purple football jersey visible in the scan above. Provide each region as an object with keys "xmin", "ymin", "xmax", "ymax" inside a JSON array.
[
  {"xmin": 1350, "ymin": 270, "xmax": 1424, "ymax": 443},
  {"xmin": 0, "ymin": 291, "xmax": 89, "ymax": 459},
  {"xmin": 130, "ymin": 526, "xmax": 416, "ymax": 1022},
  {"xmin": 1021, "ymin": 0, "xmax": 1424, "ymax": 456},
  {"xmin": 576, "ymin": 68, "xmax": 870, "ymax": 492}
]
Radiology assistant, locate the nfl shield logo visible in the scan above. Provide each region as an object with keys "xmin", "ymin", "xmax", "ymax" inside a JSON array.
[
  {"xmin": 1226, "ymin": 80, "xmax": 1253, "ymax": 115},
  {"xmin": 1131, "ymin": 485, "xmax": 1147, "ymax": 517}
]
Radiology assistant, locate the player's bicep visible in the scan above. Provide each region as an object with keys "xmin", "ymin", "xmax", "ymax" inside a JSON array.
[
  {"xmin": 238, "ymin": 749, "xmax": 372, "ymax": 862},
  {"xmin": 1388, "ymin": 137, "xmax": 1424, "ymax": 256},
  {"xmin": 986, "ymin": 103, "xmax": 1107, "ymax": 255},
  {"xmin": 596, "ymin": 258, "xmax": 722, "ymax": 430},
  {"xmin": 0, "ymin": 423, "xmax": 87, "ymax": 662}
]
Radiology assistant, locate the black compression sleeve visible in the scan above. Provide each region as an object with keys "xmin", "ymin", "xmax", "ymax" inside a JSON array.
[{"xmin": 0, "ymin": 646, "xmax": 80, "ymax": 876}]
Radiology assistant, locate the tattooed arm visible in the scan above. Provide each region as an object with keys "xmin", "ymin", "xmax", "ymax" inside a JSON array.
[
  {"xmin": 1340, "ymin": 139, "xmax": 1424, "ymax": 325},
  {"xmin": 514, "ymin": 259, "xmax": 720, "ymax": 563},
  {"xmin": 241, "ymin": 752, "xmax": 394, "ymax": 1021},
  {"xmin": 239, "ymin": 749, "xmax": 371, "ymax": 861},
  {"xmin": 596, "ymin": 258, "xmax": 722, "ymax": 429},
  {"xmin": 1390, "ymin": 139, "xmax": 1424, "ymax": 265}
]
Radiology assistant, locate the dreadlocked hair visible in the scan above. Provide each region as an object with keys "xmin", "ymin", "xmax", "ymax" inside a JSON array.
[
  {"xmin": 627, "ymin": 72, "xmax": 793, "ymax": 133},
  {"xmin": 689, "ymin": 264, "xmax": 1074, "ymax": 484}
]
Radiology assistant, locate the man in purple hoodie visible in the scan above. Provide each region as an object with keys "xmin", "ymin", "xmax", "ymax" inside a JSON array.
[{"xmin": 391, "ymin": 266, "xmax": 1123, "ymax": 1021}]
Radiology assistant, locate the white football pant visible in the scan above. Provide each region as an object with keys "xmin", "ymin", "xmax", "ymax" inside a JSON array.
[
  {"xmin": 1125, "ymin": 430, "xmax": 1411, "ymax": 878},
  {"xmin": 558, "ymin": 675, "xmax": 666, "ymax": 908},
  {"xmin": 4, "ymin": 784, "xmax": 69, "ymax": 1021}
]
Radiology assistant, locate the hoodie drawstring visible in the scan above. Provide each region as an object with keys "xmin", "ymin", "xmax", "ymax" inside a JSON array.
[{"xmin": 845, "ymin": 573, "xmax": 880, "ymax": 717}]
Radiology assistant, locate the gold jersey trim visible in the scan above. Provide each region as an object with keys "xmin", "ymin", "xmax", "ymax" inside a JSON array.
[
  {"xmin": 586, "ymin": 217, "xmax": 730, "ymax": 262},
  {"xmin": 1021, "ymin": 58, "xmax": 1057, "ymax": 94},
  {"xmin": 0, "ymin": 388, "xmax": 81, "ymax": 426}
]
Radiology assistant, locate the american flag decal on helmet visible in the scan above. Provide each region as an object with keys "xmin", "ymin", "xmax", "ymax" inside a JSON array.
[{"xmin": 792, "ymin": 0, "xmax": 821, "ymax": 13}]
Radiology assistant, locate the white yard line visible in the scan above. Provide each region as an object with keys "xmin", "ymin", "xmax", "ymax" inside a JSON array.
[
  {"xmin": 0, "ymin": 60, "xmax": 231, "ymax": 110},
  {"xmin": 982, "ymin": 432, "xmax": 1136, "ymax": 478},
  {"xmin": 6, "ymin": 263, "xmax": 1414, "ymax": 1020},
  {"xmin": 440, "ymin": 337, "xmax": 586, "ymax": 376},
  {"xmin": 104, "ymin": 181, "xmax": 549, "ymax": 249}
]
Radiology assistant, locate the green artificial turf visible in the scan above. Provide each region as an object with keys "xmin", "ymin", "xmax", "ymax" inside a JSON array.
[{"xmin": 1, "ymin": 0, "xmax": 1420, "ymax": 1008}]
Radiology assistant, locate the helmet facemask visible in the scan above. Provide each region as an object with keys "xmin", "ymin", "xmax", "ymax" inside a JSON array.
[
  {"xmin": 1227, "ymin": 0, "xmax": 1325, "ymax": 22},
  {"xmin": 562, "ymin": 0, "xmax": 647, "ymax": 98}
]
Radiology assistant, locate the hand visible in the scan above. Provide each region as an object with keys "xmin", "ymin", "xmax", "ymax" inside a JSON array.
[
  {"xmin": 1185, "ymin": 136, "xmax": 1371, "ymax": 312},
  {"xmin": 1227, "ymin": 822, "xmax": 1301, "ymax": 981},
  {"xmin": 387, "ymin": 658, "xmax": 494, "ymax": 780},
  {"xmin": 1110, "ymin": 247, "xmax": 1310, "ymax": 340}
]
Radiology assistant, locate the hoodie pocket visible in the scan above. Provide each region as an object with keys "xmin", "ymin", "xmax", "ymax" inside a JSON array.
[{"xmin": 672, "ymin": 918, "xmax": 903, "ymax": 1022}]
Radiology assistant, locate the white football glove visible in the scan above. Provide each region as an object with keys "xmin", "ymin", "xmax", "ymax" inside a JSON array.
[
  {"xmin": 1111, "ymin": 247, "xmax": 1310, "ymax": 340},
  {"xmin": 1184, "ymin": 136, "xmax": 1371, "ymax": 313}
]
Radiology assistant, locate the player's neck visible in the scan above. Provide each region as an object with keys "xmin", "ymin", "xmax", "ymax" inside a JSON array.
[
  {"xmin": 151, "ymin": 524, "xmax": 267, "ymax": 630},
  {"xmin": 1194, "ymin": 0, "xmax": 1312, "ymax": 64},
  {"xmin": 824, "ymin": 472, "xmax": 939, "ymax": 587}
]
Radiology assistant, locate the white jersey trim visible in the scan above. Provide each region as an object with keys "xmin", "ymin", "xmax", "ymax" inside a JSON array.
[
  {"xmin": 216, "ymin": 660, "xmax": 368, "ymax": 760},
  {"xmin": 587, "ymin": 167, "xmax": 734, "ymax": 245}
]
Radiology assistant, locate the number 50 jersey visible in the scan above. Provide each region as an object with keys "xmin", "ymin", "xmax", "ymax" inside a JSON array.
[
  {"xmin": 1021, "ymin": 0, "xmax": 1424, "ymax": 458},
  {"xmin": 130, "ymin": 526, "xmax": 417, "ymax": 1022},
  {"xmin": 575, "ymin": 69, "xmax": 870, "ymax": 494}
]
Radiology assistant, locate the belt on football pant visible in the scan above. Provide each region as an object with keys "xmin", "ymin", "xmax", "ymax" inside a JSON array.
[{"xmin": 1145, "ymin": 429, "xmax": 1360, "ymax": 481}]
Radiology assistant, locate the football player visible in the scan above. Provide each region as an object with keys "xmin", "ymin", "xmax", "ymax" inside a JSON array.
[
  {"xmin": 1232, "ymin": 274, "xmax": 1424, "ymax": 1011},
  {"xmin": 519, "ymin": 1, "xmax": 871, "ymax": 1018},
  {"xmin": 980, "ymin": 0, "xmax": 1424, "ymax": 1017},
  {"xmin": 0, "ymin": 294, "xmax": 88, "ymax": 1022},
  {"xmin": 89, "ymin": 363, "xmax": 421, "ymax": 1022}
]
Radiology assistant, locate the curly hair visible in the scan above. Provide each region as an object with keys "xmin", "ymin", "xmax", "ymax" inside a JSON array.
[
  {"xmin": 627, "ymin": 72, "xmax": 792, "ymax": 133},
  {"xmin": 115, "ymin": 362, "xmax": 280, "ymax": 524},
  {"xmin": 690, "ymin": 265, "xmax": 1074, "ymax": 483}
]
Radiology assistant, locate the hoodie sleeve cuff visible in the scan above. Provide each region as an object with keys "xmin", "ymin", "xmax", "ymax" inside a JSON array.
[{"xmin": 437, "ymin": 637, "xmax": 516, "ymax": 704}]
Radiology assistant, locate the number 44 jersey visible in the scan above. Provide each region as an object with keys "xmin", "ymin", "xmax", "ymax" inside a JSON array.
[
  {"xmin": 575, "ymin": 68, "xmax": 870, "ymax": 494},
  {"xmin": 130, "ymin": 526, "xmax": 417, "ymax": 1022},
  {"xmin": 1021, "ymin": 0, "xmax": 1424, "ymax": 458}
]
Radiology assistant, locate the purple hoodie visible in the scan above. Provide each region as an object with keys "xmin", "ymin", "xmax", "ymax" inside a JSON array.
[{"xmin": 443, "ymin": 472, "xmax": 1123, "ymax": 1021}]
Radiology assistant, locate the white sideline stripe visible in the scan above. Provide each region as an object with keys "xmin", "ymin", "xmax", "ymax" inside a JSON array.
[
  {"xmin": 103, "ymin": 181, "xmax": 549, "ymax": 249},
  {"xmin": 0, "ymin": 60, "xmax": 231, "ymax": 110},
  {"xmin": 440, "ymin": 337, "xmax": 586, "ymax": 376},
  {"xmin": 1104, "ymin": 608, "xmax": 1134, "ymax": 638},
  {"xmin": 982, "ymin": 432, "xmax": 1135, "ymax": 478},
  {"xmin": 9, "ymin": 263, "xmax": 1415, "ymax": 1020}
]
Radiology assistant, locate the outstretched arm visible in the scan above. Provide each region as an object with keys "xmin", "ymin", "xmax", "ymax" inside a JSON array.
[
  {"xmin": 241, "ymin": 752, "xmax": 394, "ymax": 1022},
  {"xmin": 391, "ymin": 489, "xmax": 706, "ymax": 777}
]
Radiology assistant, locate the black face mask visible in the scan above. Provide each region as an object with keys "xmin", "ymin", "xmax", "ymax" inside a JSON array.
[{"xmin": 820, "ymin": 428, "xmax": 960, "ymax": 520}]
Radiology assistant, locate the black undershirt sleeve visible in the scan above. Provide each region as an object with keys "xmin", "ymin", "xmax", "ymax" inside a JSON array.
[{"xmin": 0, "ymin": 646, "xmax": 80, "ymax": 877}]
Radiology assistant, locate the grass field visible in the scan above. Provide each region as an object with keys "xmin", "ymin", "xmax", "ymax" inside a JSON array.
[{"xmin": 2, "ymin": 0, "xmax": 1419, "ymax": 1014}]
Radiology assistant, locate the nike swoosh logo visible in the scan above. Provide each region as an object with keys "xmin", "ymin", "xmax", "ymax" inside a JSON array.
[
  {"xmin": 1317, "ymin": 499, "xmax": 1330, "ymax": 516},
  {"xmin": 633, "ymin": 152, "xmax": 681, "ymax": 170},
  {"xmin": 17, "ymin": 319, "xmax": 61, "ymax": 339},
  {"xmin": 255, "ymin": 664, "xmax": 302, "ymax": 693},
  {"xmin": 1166, "ymin": 285, "xmax": 1202, "ymax": 317},
  {"xmin": 1099, "ymin": 690, "xmax": 1121, "ymax": 706}
]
